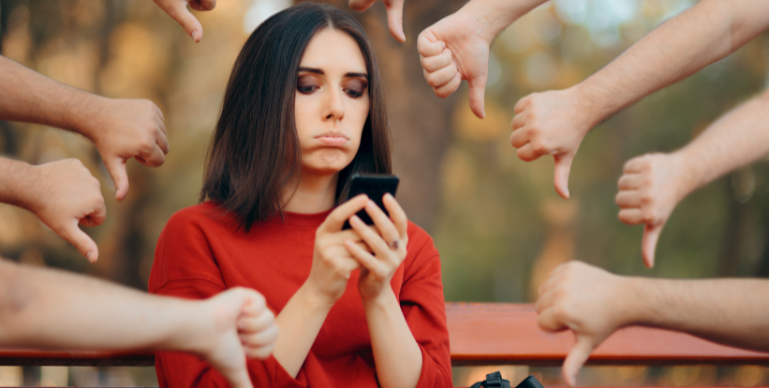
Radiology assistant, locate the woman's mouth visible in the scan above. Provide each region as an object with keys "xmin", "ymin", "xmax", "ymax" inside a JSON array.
[{"xmin": 315, "ymin": 132, "xmax": 349, "ymax": 146}]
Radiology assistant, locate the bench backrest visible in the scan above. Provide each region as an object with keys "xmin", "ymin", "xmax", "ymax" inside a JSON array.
[{"xmin": 2, "ymin": 303, "xmax": 768, "ymax": 367}]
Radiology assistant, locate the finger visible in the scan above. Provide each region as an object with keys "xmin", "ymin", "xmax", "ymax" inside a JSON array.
[
  {"xmin": 138, "ymin": 145, "xmax": 166, "ymax": 167},
  {"xmin": 349, "ymin": 215, "xmax": 392, "ymax": 258},
  {"xmin": 80, "ymin": 198, "xmax": 107, "ymax": 227},
  {"xmin": 618, "ymin": 208, "xmax": 643, "ymax": 225},
  {"xmin": 424, "ymin": 62, "xmax": 458, "ymax": 90},
  {"xmin": 318, "ymin": 195, "xmax": 369, "ymax": 233},
  {"xmin": 156, "ymin": 128, "xmax": 171, "ymax": 155},
  {"xmin": 382, "ymin": 193, "xmax": 408, "ymax": 238},
  {"xmin": 385, "ymin": 0, "xmax": 406, "ymax": 42},
  {"xmin": 517, "ymin": 143, "xmax": 542, "ymax": 162},
  {"xmin": 364, "ymin": 200, "xmax": 400, "ymax": 243},
  {"xmin": 104, "ymin": 158, "xmax": 130, "ymax": 201},
  {"xmin": 420, "ymin": 48, "xmax": 453, "ymax": 72},
  {"xmin": 536, "ymin": 307, "xmax": 568, "ymax": 332},
  {"xmin": 60, "ymin": 221, "xmax": 99, "ymax": 263},
  {"xmin": 238, "ymin": 311, "xmax": 274, "ymax": 333},
  {"xmin": 642, "ymin": 223, "xmax": 663, "ymax": 268},
  {"xmin": 509, "ymin": 125, "xmax": 529, "ymax": 148},
  {"xmin": 345, "ymin": 239, "xmax": 388, "ymax": 275},
  {"xmin": 240, "ymin": 325, "xmax": 280, "ymax": 348},
  {"xmin": 562, "ymin": 335, "xmax": 595, "ymax": 387},
  {"xmin": 417, "ymin": 30, "xmax": 444, "ymax": 57},
  {"xmin": 467, "ymin": 75, "xmax": 488, "ymax": 119},
  {"xmin": 553, "ymin": 154, "xmax": 573, "ymax": 199},
  {"xmin": 158, "ymin": 1, "xmax": 204, "ymax": 42},
  {"xmin": 245, "ymin": 344, "xmax": 275, "ymax": 359},
  {"xmin": 433, "ymin": 72, "xmax": 461, "ymax": 98},
  {"xmin": 617, "ymin": 174, "xmax": 642, "ymax": 190},
  {"xmin": 513, "ymin": 95, "xmax": 530, "ymax": 114},
  {"xmin": 511, "ymin": 113, "xmax": 526, "ymax": 131},
  {"xmin": 615, "ymin": 191, "xmax": 641, "ymax": 208},
  {"xmin": 623, "ymin": 157, "xmax": 646, "ymax": 174}
]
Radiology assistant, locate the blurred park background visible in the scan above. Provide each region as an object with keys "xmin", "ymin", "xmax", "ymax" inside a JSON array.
[{"xmin": 1, "ymin": 0, "xmax": 769, "ymax": 386}]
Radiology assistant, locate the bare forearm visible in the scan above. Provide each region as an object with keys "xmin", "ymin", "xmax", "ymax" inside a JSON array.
[
  {"xmin": 676, "ymin": 92, "xmax": 769, "ymax": 193},
  {"xmin": 364, "ymin": 289, "xmax": 422, "ymax": 388},
  {"xmin": 625, "ymin": 277, "xmax": 769, "ymax": 351},
  {"xmin": 272, "ymin": 284, "xmax": 332, "ymax": 377},
  {"xmin": 577, "ymin": 0, "xmax": 769, "ymax": 125},
  {"xmin": 0, "ymin": 259, "xmax": 203, "ymax": 352},
  {"xmin": 0, "ymin": 56, "xmax": 103, "ymax": 139}
]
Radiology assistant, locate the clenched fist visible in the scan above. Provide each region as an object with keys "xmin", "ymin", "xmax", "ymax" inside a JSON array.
[{"xmin": 616, "ymin": 152, "xmax": 693, "ymax": 268}]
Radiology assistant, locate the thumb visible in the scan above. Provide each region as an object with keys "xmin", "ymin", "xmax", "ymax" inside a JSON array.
[
  {"xmin": 105, "ymin": 158, "xmax": 130, "ymax": 201},
  {"xmin": 160, "ymin": 1, "xmax": 204, "ymax": 42},
  {"xmin": 562, "ymin": 334, "xmax": 595, "ymax": 387},
  {"xmin": 642, "ymin": 223, "xmax": 664, "ymax": 268},
  {"xmin": 553, "ymin": 154, "xmax": 574, "ymax": 199},
  {"xmin": 61, "ymin": 221, "xmax": 99, "ymax": 263},
  {"xmin": 467, "ymin": 75, "xmax": 487, "ymax": 119},
  {"xmin": 385, "ymin": 0, "xmax": 406, "ymax": 42},
  {"xmin": 222, "ymin": 364, "xmax": 254, "ymax": 388}
]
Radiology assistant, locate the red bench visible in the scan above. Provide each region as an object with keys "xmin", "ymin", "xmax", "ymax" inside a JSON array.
[{"xmin": 2, "ymin": 303, "xmax": 768, "ymax": 386}]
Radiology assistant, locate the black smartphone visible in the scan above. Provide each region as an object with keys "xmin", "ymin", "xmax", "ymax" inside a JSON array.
[{"xmin": 340, "ymin": 173, "xmax": 400, "ymax": 230}]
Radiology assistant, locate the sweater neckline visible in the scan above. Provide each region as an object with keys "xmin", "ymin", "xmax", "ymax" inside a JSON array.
[{"xmin": 269, "ymin": 209, "xmax": 333, "ymax": 227}]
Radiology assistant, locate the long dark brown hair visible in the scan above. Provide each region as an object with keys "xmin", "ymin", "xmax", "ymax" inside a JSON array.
[{"xmin": 200, "ymin": 3, "xmax": 392, "ymax": 231}]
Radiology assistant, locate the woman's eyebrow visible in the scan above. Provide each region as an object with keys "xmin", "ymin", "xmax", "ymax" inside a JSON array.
[
  {"xmin": 297, "ymin": 67, "xmax": 367, "ymax": 79},
  {"xmin": 345, "ymin": 72, "xmax": 368, "ymax": 79}
]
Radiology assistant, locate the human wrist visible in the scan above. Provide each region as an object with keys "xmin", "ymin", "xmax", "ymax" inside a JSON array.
[
  {"xmin": 671, "ymin": 147, "xmax": 709, "ymax": 197},
  {"xmin": 361, "ymin": 286, "xmax": 395, "ymax": 310},
  {"xmin": 0, "ymin": 158, "xmax": 38, "ymax": 211},
  {"xmin": 615, "ymin": 275, "xmax": 649, "ymax": 328},
  {"xmin": 297, "ymin": 282, "xmax": 337, "ymax": 313},
  {"xmin": 570, "ymin": 82, "xmax": 613, "ymax": 132},
  {"xmin": 65, "ymin": 93, "xmax": 110, "ymax": 143}
]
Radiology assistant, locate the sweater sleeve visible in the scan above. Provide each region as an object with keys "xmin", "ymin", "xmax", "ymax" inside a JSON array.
[
  {"xmin": 399, "ymin": 224, "xmax": 453, "ymax": 388},
  {"xmin": 148, "ymin": 209, "xmax": 310, "ymax": 388}
]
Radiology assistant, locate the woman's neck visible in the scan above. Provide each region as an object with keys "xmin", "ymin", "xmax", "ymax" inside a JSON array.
[{"xmin": 282, "ymin": 171, "xmax": 339, "ymax": 214}]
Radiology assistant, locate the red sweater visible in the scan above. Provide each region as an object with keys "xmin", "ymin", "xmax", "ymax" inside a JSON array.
[{"xmin": 148, "ymin": 201, "xmax": 452, "ymax": 388}]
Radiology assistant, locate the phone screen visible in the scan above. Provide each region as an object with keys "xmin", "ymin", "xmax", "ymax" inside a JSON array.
[{"xmin": 340, "ymin": 173, "xmax": 399, "ymax": 230}]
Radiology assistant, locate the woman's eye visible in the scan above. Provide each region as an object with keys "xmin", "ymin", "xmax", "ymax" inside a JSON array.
[
  {"xmin": 297, "ymin": 85, "xmax": 318, "ymax": 94},
  {"xmin": 345, "ymin": 88, "xmax": 363, "ymax": 98}
]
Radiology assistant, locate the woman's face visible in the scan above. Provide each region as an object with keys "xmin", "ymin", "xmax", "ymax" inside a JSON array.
[{"xmin": 294, "ymin": 28, "xmax": 370, "ymax": 176}]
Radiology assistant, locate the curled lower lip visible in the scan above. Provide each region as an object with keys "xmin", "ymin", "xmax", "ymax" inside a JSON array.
[{"xmin": 315, "ymin": 133, "xmax": 349, "ymax": 146}]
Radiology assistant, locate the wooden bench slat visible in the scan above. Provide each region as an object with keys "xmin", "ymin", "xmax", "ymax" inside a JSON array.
[
  {"xmin": 447, "ymin": 303, "xmax": 769, "ymax": 366},
  {"xmin": 2, "ymin": 303, "xmax": 769, "ymax": 368}
]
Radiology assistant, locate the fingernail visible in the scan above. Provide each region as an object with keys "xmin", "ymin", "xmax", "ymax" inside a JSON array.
[
  {"xmin": 86, "ymin": 251, "xmax": 97, "ymax": 263},
  {"xmin": 440, "ymin": 41, "xmax": 445, "ymax": 49},
  {"xmin": 192, "ymin": 30, "xmax": 201, "ymax": 42},
  {"xmin": 350, "ymin": 215, "xmax": 361, "ymax": 224}
]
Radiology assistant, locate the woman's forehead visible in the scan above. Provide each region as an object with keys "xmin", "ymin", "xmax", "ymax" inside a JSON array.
[{"xmin": 299, "ymin": 28, "xmax": 367, "ymax": 74}]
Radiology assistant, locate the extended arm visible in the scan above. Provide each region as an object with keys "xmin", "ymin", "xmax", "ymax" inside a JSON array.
[
  {"xmin": 0, "ymin": 259, "xmax": 277, "ymax": 388},
  {"xmin": 616, "ymin": 90, "xmax": 769, "ymax": 266},
  {"xmin": 0, "ymin": 56, "xmax": 168, "ymax": 201},
  {"xmin": 536, "ymin": 261, "xmax": 769, "ymax": 386},
  {"xmin": 510, "ymin": 0, "xmax": 769, "ymax": 199}
]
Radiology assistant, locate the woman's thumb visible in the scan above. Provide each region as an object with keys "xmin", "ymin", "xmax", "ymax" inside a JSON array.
[
  {"xmin": 467, "ymin": 76, "xmax": 487, "ymax": 119},
  {"xmin": 553, "ymin": 154, "xmax": 574, "ymax": 199}
]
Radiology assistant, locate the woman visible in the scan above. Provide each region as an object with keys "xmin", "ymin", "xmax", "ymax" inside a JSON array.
[{"xmin": 149, "ymin": 3, "xmax": 451, "ymax": 387}]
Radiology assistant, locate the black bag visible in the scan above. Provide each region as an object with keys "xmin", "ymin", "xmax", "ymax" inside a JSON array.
[{"xmin": 470, "ymin": 372, "xmax": 544, "ymax": 388}]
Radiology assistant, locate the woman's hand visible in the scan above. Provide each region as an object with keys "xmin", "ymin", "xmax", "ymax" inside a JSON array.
[
  {"xmin": 344, "ymin": 193, "xmax": 408, "ymax": 303},
  {"xmin": 306, "ymin": 194, "xmax": 371, "ymax": 307}
]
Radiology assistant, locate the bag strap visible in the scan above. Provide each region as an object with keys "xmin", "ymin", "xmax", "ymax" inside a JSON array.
[{"xmin": 469, "ymin": 371, "xmax": 510, "ymax": 388}]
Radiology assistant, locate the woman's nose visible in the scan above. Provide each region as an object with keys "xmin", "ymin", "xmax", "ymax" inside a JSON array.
[{"xmin": 323, "ymin": 87, "xmax": 345, "ymax": 121}]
